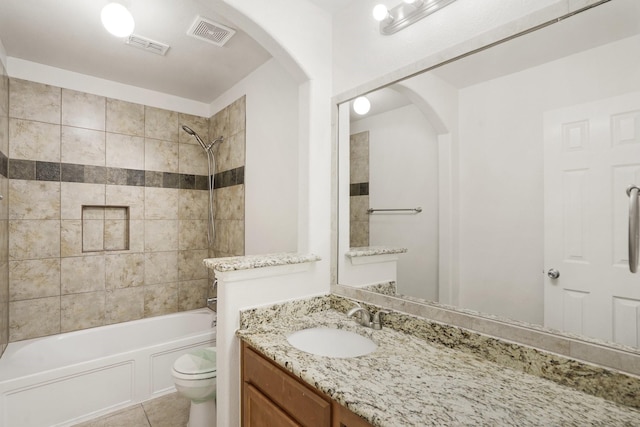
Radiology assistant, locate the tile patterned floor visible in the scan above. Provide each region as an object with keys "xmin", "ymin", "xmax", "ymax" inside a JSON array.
[{"xmin": 71, "ymin": 392, "xmax": 190, "ymax": 427}]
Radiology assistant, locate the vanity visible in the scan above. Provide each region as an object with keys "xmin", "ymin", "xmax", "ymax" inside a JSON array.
[{"xmin": 237, "ymin": 295, "xmax": 640, "ymax": 426}]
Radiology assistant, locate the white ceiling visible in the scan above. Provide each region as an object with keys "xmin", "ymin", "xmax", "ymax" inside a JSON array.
[{"xmin": 0, "ymin": 0, "xmax": 343, "ymax": 104}]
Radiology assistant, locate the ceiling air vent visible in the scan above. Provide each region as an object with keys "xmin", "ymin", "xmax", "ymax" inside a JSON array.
[
  {"xmin": 187, "ymin": 16, "xmax": 236, "ymax": 47},
  {"xmin": 126, "ymin": 34, "xmax": 170, "ymax": 56}
]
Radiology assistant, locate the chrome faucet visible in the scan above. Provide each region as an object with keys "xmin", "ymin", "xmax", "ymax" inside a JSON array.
[
  {"xmin": 346, "ymin": 303, "xmax": 390, "ymax": 330},
  {"xmin": 347, "ymin": 305, "xmax": 372, "ymax": 327}
]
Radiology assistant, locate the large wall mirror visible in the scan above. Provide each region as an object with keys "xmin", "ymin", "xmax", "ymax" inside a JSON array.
[{"xmin": 337, "ymin": 0, "xmax": 640, "ymax": 350}]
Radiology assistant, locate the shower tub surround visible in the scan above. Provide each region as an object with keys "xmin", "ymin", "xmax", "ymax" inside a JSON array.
[
  {"xmin": 237, "ymin": 296, "xmax": 640, "ymax": 426},
  {"xmin": 6, "ymin": 78, "xmax": 246, "ymax": 342},
  {"xmin": 0, "ymin": 308, "xmax": 215, "ymax": 427}
]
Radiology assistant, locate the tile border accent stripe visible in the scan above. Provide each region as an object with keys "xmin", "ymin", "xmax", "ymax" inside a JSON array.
[{"xmin": 7, "ymin": 160, "xmax": 245, "ymax": 190}]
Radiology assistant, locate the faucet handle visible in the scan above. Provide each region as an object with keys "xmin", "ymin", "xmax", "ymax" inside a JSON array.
[
  {"xmin": 346, "ymin": 304, "xmax": 371, "ymax": 327},
  {"xmin": 372, "ymin": 310, "xmax": 391, "ymax": 330}
]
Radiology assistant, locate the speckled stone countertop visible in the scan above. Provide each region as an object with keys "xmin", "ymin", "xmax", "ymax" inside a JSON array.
[
  {"xmin": 203, "ymin": 252, "xmax": 321, "ymax": 272},
  {"xmin": 237, "ymin": 296, "xmax": 640, "ymax": 426},
  {"xmin": 346, "ymin": 246, "xmax": 408, "ymax": 257}
]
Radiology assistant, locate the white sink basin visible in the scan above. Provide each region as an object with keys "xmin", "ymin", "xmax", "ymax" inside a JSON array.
[{"xmin": 287, "ymin": 327, "xmax": 377, "ymax": 358}]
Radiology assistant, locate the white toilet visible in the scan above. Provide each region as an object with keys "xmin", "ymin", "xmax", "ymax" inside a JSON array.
[{"xmin": 171, "ymin": 347, "xmax": 217, "ymax": 427}]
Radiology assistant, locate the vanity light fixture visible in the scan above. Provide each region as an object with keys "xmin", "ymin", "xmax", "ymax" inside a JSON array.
[
  {"xmin": 353, "ymin": 96, "xmax": 371, "ymax": 115},
  {"xmin": 373, "ymin": 0, "xmax": 457, "ymax": 35},
  {"xmin": 101, "ymin": 2, "xmax": 135, "ymax": 37}
]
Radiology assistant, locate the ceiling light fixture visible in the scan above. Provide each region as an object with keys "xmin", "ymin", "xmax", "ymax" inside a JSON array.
[
  {"xmin": 353, "ymin": 96, "xmax": 371, "ymax": 115},
  {"xmin": 373, "ymin": 0, "xmax": 457, "ymax": 35},
  {"xmin": 101, "ymin": 3, "xmax": 135, "ymax": 38}
]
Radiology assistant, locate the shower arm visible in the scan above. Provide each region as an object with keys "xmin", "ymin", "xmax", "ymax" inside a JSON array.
[{"xmin": 628, "ymin": 185, "xmax": 640, "ymax": 274}]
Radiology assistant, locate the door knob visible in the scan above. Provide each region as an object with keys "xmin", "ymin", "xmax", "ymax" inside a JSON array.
[{"xmin": 547, "ymin": 268, "xmax": 560, "ymax": 279}]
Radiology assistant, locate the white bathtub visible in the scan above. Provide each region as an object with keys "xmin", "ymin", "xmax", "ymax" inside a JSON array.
[{"xmin": 0, "ymin": 308, "xmax": 216, "ymax": 427}]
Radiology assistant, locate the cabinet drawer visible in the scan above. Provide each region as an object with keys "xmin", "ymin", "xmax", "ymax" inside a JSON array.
[
  {"xmin": 243, "ymin": 345, "xmax": 331, "ymax": 427},
  {"xmin": 244, "ymin": 383, "xmax": 301, "ymax": 427}
]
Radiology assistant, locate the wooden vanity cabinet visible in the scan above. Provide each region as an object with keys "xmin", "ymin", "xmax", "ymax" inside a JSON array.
[{"xmin": 242, "ymin": 342, "xmax": 373, "ymax": 427}]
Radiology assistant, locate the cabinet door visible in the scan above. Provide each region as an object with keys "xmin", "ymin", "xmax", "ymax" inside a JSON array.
[
  {"xmin": 243, "ymin": 382, "xmax": 301, "ymax": 427},
  {"xmin": 243, "ymin": 345, "xmax": 331, "ymax": 426},
  {"xmin": 332, "ymin": 401, "xmax": 374, "ymax": 427}
]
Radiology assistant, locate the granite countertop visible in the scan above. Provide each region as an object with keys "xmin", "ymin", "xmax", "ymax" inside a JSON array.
[
  {"xmin": 203, "ymin": 252, "xmax": 321, "ymax": 272},
  {"xmin": 237, "ymin": 301, "xmax": 640, "ymax": 426}
]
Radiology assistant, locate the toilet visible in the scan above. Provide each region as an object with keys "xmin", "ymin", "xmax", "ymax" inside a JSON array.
[{"xmin": 171, "ymin": 347, "xmax": 217, "ymax": 427}]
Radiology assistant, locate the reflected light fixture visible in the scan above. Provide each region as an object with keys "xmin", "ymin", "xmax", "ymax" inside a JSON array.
[
  {"xmin": 101, "ymin": 2, "xmax": 135, "ymax": 37},
  {"xmin": 373, "ymin": 0, "xmax": 457, "ymax": 35},
  {"xmin": 353, "ymin": 96, "xmax": 371, "ymax": 115}
]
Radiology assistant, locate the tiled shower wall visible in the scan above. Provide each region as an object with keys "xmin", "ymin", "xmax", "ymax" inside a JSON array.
[
  {"xmin": 350, "ymin": 131, "xmax": 369, "ymax": 247},
  {"xmin": 210, "ymin": 96, "xmax": 245, "ymax": 258},
  {"xmin": 6, "ymin": 78, "xmax": 245, "ymax": 342},
  {"xmin": 0, "ymin": 63, "xmax": 8, "ymax": 355}
]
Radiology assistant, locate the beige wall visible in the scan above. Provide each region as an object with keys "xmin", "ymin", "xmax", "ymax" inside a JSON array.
[{"xmin": 6, "ymin": 79, "xmax": 245, "ymax": 342}]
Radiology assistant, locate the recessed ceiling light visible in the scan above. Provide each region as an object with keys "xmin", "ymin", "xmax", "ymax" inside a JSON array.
[{"xmin": 101, "ymin": 3, "xmax": 135, "ymax": 38}]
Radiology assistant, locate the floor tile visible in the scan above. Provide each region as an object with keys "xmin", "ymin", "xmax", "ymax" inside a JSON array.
[
  {"xmin": 72, "ymin": 405, "xmax": 150, "ymax": 427},
  {"xmin": 142, "ymin": 392, "xmax": 190, "ymax": 427}
]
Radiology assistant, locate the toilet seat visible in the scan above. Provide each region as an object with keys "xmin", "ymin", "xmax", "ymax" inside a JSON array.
[{"xmin": 172, "ymin": 347, "xmax": 217, "ymax": 380}]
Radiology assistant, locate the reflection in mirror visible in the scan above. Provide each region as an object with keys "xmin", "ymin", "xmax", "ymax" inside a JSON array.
[{"xmin": 338, "ymin": 0, "xmax": 640, "ymax": 349}]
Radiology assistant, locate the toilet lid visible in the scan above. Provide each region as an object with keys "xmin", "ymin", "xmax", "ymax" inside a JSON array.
[{"xmin": 173, "ymin": 347, "xmax": 217, "ymax": 375}]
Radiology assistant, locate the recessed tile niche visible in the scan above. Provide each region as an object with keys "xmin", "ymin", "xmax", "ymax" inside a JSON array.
[{"xmin": 82, "ymin": 205, "xmax": 130, "ymax": 252}]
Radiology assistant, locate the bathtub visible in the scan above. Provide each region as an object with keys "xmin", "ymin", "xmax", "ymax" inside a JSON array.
[{"xmin": 0, "ymin": 308, "xmax": 216, "ymax": 427}]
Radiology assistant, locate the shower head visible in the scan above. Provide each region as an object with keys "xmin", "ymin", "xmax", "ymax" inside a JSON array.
[
  {"xmin": 181, "ymin": 125, "xmax": 208, "ymax": 150},
  {"xmin": 181, "ymin": 125, "xmax": 223, "ymax": 151}
]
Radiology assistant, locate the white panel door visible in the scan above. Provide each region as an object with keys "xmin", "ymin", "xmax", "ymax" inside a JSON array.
[{"xmin": 544, "ymin": 91, "xmax": 640, "ymax": 346}]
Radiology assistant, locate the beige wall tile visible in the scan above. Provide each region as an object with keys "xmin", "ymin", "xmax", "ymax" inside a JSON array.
[
  {"xmin": 9, "ymin": 220, "xmax": 60, "ymax": 260},
  {"xmin": 61, "ymin": 220, "xmax": 82, "ymax": 257},
  {"xmin": 61, "ymin": 126, "xmax": 105, "ymax": 166},
  {"xmin": 9, "ymin": 180, "xmax": 60, "ymax": 220},
  {"xmin": 178, "ymin": 143, "xmax": 208, "ymax": 175},
  {"xmin": 82, "ymin": 219, "xmax": 104, "ymax": 252},
  {"xmin": 215, "ymin": 130, "xmax": 245, "ymax": 173},
  {"xmin": 104, "ymin": 219, "xmax": 129, "ymax": 250},
  {"xmin": 179, "ymin": 113, "xmax": 209, "ymax": 145},
  {"xmin": 0, "ymin": 115, "xmax": 9, "ymax": 155},
  {"xmin": 145, "ymin": 220, "xmax": 178, "ymax": 252},
  {"xmin": 0, "ymin": 177, "xmax": 8, "ymax": 221},
  {"xmin": 178, "ymin": 279, "xmax": 209, "ymax": 311},
  {"xmin": 61, "ymin": 182, "xmax": 105, "ymax": 219},
  {"xmin": 106, "ymin": 133, "xmax": 144, "ymax": 170},
  {"xmin": 145, "ymin": 107, "xmax": 178, "ymax": 142},
  {"xmin": 105, "ymin": 287, "xmax": 144, "ymax": 324},
  {"xmin": 210, "ymin": 105, "xmax": 229, "ymax": 139},
  {"xmin": 144, "ymin": 282, "xmax": 178, "ymax": 317},
  {"xmin": 144, "ymin": 251, "xmax": 178, "ymax": 285},
  {"xmin": 105, "ymin": 253, "xmax": 144, "ymax": 289},
  {"xmin": 9, "ymin": 118, "xmax": 60, "ymax": 162},
  {"xmin": 9, "ymin": 258, "xmax": 60, "ymax": 301},
  {"xmin": 106, "ymin": 98, "xmax": 145, "ymax": 137},
  {"xmin": 227, "ymin": 219, "xmax": 244, "ymax": 256},
  {"xmin": 9, "ymin": 297, "xmax": 60, "ymax": 341},
  {"xmin": 61, "ymin": 291, "xmax": 105, "ymax": 332},
  {"xmin": 213, "ymin": 185, "xmax": 244, "ymax": 220},
  {"xmin": 145, "ymin": 138, "xmax": 179, "ymax": 173},
  {"xmin": 228, "ymin": 95, "xmax": 246, "ymax": 135},
  {"xmin": 61, "ymin": 255, "xmax": 105, "ymax": 294},
  {"xmin": 106, "ymin": 185, "xmax": 144, "ymax": 220},
  {"xmin": 178, "ymin": 249, "xmax": 208, "ymax": 281},
  {"xmin": 129, "ymin": 220, "xmax": 145, "ymax": 252},
  {"xmin": 9, "ymin": 79, "xmax": 61, "ymax": 124},
  {"xmin": 179, "ymin": 189, "xmax": 208, "ymax": 220},
  {"xmin": 145, "ymin": 187, "xmax": 178, "ymax": 219},
  {"xmin": 62, "ymin": 89, "xmax": 106, "ymax": 131},
  {"xmin": 179, "ymin": 219, "xmax": 208, "ymax": 250}
]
